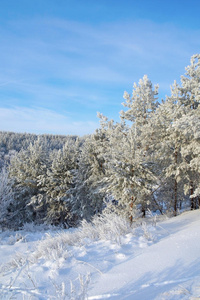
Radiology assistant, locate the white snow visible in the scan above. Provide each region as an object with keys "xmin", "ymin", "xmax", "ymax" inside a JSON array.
[{"xmin": 1, "ymin": 210, "xmax": 200, "ymax": 299}]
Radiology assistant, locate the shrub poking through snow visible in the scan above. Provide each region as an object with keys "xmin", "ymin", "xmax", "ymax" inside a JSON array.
[
  {"xmin": 79, "ymin": 210, "xmax": 133, "ymax": 244},
  {"xmin": 31, "ymin": 211, "xmax": 133, "ymax": 262}
]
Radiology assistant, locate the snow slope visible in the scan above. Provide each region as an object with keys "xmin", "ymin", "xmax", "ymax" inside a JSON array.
[{"xmin": 1, "ymin": 210, "xmax": 200, "ymax": 299}]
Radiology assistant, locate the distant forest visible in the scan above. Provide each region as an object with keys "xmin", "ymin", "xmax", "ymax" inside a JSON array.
[{"xmin": 0, "ymin": 54, "xmax": 200, "ymax": 230}]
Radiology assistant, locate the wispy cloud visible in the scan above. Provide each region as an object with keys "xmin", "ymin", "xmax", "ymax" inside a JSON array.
[
  {"xmin": 1, "ymin": 18, "xmax": 200, "ymax": 83},
  {"xmin": 0, "ymin": 107, "xmax": 99, "ymax": 136},
  {"xmin": 0, "ymin": 17, "xmax": 200, "ymax": 134}
]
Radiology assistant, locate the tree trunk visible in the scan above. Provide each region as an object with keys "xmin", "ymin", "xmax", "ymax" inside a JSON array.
[
  {"xmin": 142, "ymin": 206, "xmax": 146, "ymax": 218},
  {"xmin": 190, "ymin": 181, "xmax": 194, "ymax": 210},
  {"xmin": 174, "ymin": 150, "xmax": 178, "ymax": 216},
  {"xmin": 129, "ymin": 197, "xmax": 134, "ymax": 223},
  {"xmin": 152, "ymin": 195, "xmax": 163, "ymax": 215},
  {"xmin": 174, "ymin": 179, "xmax": 177, "ymax": 216}
]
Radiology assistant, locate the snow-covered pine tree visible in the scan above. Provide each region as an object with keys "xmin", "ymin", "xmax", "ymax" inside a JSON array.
[
  {"xmin": 35, "ymin": 139, "xmax": 79, "ymax": 227},
  {"xmin": 172, "ymin": 54, "xmax": 200, "ymax": 209},
  {"xmin": 120, "ymin": 74, "xmax": 159, "ymax": 129},
  {"xmin": 0, "ymin": 167, "xmax": 13, "ymax": 229},
  {"xmin": 71, "ymin": 129, "xmax": 108, "ymax": 222},
  {"xmin": 115, "ymin": 75, "xmax": 159, "ymax": 217},
  {"xmin": 100, "ymin": 118, "xmax": 158, "ymax": 220},
  {"xmin": 173, "ymin": 110, "xmax": 200, "ymax": 209},
  {"xmin": 148, "ymin": 81, "xmax": 187, "ymax": 215},
  {"xmin": 179, "ymin": 54, "xmax": 200, "ymax": 110},
  {"xmin": 8, "ymin": 138, "xmax": 49, "ymax": 227}
]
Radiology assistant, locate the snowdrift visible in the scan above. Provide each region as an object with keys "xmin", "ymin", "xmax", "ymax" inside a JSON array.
[{"xmin": 1, "ymin": 210, "xmax": 200, "ymax": 299}]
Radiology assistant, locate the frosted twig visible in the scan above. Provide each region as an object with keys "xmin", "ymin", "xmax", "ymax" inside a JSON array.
[
  {"xmin": 9, "ymin": 261, "xmax": 28, "ymax": 289},
  {"xmin": 75, "ymin": 259, "xmax": 103, "ymax": 275}
]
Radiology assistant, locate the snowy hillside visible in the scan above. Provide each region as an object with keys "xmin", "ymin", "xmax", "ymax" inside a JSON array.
[{"xmin": 1, "ymin": 210, "xmax": 200, "ymax": 299}]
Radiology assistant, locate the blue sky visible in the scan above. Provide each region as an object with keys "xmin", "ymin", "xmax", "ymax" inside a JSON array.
[{"xmin": 0, "ymin": 0, "xmax": 200, "ymax": 136}]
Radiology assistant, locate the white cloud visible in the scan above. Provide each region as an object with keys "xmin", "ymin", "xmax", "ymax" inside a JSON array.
[
  {"xmin": 0, "ymin": 107, "xmax": 99, "ymax": 136},
  {"xmin": 0, "ymin": 17, "xmax": 200, "ymax": 134},
  {"xmin": 1, "ymin": 18, "xmax": 199, "ymax": 88}
]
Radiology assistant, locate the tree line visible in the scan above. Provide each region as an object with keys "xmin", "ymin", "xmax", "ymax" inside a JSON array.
[{"xmin": 0, "ymin": 54, "xmax": 200, "ymax": 229}]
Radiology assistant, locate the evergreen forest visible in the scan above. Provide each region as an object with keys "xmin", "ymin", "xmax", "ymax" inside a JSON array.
[{"xmin": 1, "ymin": 54, "xmax": 200, "ymax": 230}]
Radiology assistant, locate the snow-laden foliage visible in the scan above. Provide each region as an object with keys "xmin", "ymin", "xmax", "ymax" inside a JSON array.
[
  {"xmin": 34, "ymin": 210, "xmax": 133, "ymax": 263},
  {"xmin": 7, "ymin": 138, "xmax": 49, "ymax": 228},
  {"xmin": 10, "ymin": 211, "xmax": 133, "ymax": 267},
  {"xmin": 32, "ymin": 139, "xmax": 80, "ymax": 227},
  {"xmin": 0, "ymin": 54, "xmax": 200, "ymax": 228},
  {"xmin": 0, "ymin": 167, "xmax": 13, "ymax": 229},
  {"xmin": 79, "ymin": 210, "xmax": 132, "ymax": 244},
  {"xmin": 120, "ymin": 74, "xmax": 159, "ymax": 125},
  {"xmin": 71, "ymin": 133, "xmax": 106, "ymax": 221}
]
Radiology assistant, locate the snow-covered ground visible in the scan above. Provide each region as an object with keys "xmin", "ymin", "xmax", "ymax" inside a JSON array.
[{"xmin": 1, "ymin": 210, "xmax": 200, "ymax": 299}]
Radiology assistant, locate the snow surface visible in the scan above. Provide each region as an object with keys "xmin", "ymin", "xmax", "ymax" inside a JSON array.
[{"xmin": 1, "ymin": 210, "xmax": 200, "ymax": 299}]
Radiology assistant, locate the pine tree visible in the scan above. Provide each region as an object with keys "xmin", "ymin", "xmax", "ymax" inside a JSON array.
[
  {"xmin": 8, "ymin": 138, "xmax": 49, "ymax": 227},
  {"xmin": 173, "ymin": 110, "xmax": 200, "ymax": 209},
  {"xmin": 178, "ymin": 54, "xmax": 200, "ymax": 208},
  {"xmin": 179, "ymin": 54, "xmax": 200, "ymax": 110},
  {"xmin": 120, "ymin": 75, "xmax": 159, "ymax": 128},
  {"xmin": 0, "ymin": 167, "xmax": 13, "ymax": 229},
  {"xmin": 147, "ymin": 81, "xmax": 188, "ymax": 215},
  {"xmin": 155, "ymin": 55, "xmax": 200, "ymax": 212},
  {"xmin": 35, "ymin": 139, "xmax": 79, "ymax": 226},
  {"xmin": 102, "ymin": 119, "xmax": 157, "ymax": 220},
  {"xmin": 115, "ymin": 75, "xmax": 159, "ymax": 217},
  {"xmin": 72, "ymin": 131, "xmax": 107, "ymax": 222}
]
